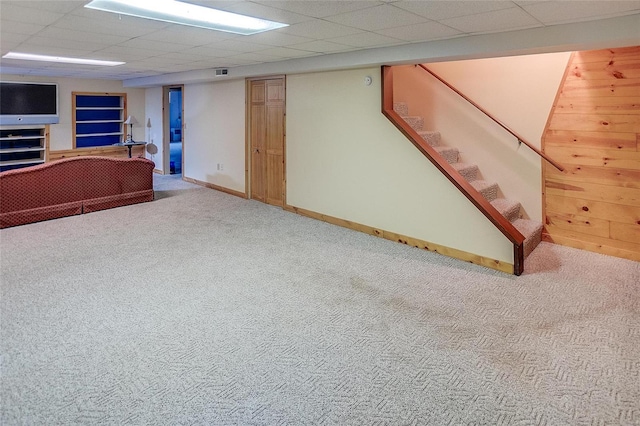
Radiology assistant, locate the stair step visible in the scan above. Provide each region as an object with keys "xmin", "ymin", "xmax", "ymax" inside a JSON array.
[
  {"xmin": 513, "ymin": 218, "xmax": 543, "ymax": 258},
  {"xmin": 403, "ymin": 116, "xmax": 424, "ymax": 131},
  {"xmin": 434, "ymin": 146, "xmax": 459, "ymax": 164},
  {"xmin": 451, "ymin": 162, "xmax": 478, "ymax": 182},
  {"xmin": 393, "ymin": 102, "xmax": 408, "ymax": 116},
  {"xmin": 470, "ymin": 180, "xmax": 499, "ymax": 201},
  {"xmin": 418, "ymin": 131, "xmax": 441, "ymax": 147},
  {"xmin": 490, "ymin": 198, "xmax": 521, "ymax": 222}
]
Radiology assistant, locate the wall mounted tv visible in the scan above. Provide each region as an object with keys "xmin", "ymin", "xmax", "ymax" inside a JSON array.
[{"xmin": 0, "ymin": 81, "xmax": 59, "ymax": 125}]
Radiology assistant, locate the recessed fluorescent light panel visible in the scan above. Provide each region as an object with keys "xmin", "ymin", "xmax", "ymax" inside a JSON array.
[
  {"xmin": 2, "ymin": 52, "xmax": 124, "ymax": 66},
  {"xmin": 85, "ymin": 0, "xmax": 289, "ymax": 35}
]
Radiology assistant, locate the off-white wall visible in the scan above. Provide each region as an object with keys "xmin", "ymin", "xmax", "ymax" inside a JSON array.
[
  {"xmin": 393, "ymin": 52, "xmax": 570, "ymax": 220},
  {"xmin": 287, "ymin": 67, "xmax": 513, "ymax": 264},
  {"xmin": 428, "ymin": 53, "xmax": 571, "ymax": 146},
  {"xmin": 2, "ymin": 74, "xmax": 145, "ymax": 151},
  {"xmin": 183, "ymin": 80, "xmax": 245, "ymax": 192},
  {"xmin": 144, "ymin": 86, "xmax": 163, "ymax": 171}
]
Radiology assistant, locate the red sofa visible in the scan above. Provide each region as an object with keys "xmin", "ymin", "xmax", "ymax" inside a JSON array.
[{"xmin": 0, "ymin": 156, "xmax": 154, "ymax": 228}]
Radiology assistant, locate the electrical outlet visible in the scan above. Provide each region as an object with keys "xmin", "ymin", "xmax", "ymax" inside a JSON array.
[{"xmin": 220, "ymin": 163, "xmax": 224, "ymax": 171}]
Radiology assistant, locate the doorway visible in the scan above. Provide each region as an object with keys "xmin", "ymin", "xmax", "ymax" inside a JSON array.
[
  {"xmin": 247, "ymin": 77, "xmax": 286, "ymax": 207},
  {"xmin": 163, "ymin": 85, "xmax": 183, "ymax": 175}
]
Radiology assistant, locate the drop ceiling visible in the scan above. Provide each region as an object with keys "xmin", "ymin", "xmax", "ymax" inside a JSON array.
[{"xmin": 1, "ymin": 0, "xmax": 639, "ymax": 82}]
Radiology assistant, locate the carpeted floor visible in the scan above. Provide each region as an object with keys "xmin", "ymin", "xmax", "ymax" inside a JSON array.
[{"xmin": 1, "ymin": 174, "xmax": 639, "ymax": 425}]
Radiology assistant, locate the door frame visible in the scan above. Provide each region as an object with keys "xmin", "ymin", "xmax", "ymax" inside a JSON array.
[
  {"xmin": 162, "ymin": 84, "xmax": 184, "ymax": 175},
  {"xmin": 245, "ymin": 75, "xmax": 286, "ymax": 205}
]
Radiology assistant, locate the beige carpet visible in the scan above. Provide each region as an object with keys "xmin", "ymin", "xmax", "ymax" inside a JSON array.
[{"xmin": 1, "ymin": 174, "xmax": 639, "ymax": 425}]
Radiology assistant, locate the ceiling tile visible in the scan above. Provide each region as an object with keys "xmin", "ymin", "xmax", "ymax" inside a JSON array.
[
  {"xmin": 44, "ymin": 62, "xmax": 108, "ymax": 71},
  {"xmin": 229, "ymin": 52, "xmax": 284, "ymax": 63},
  {"xmin": 96, "ymin": 45, "xmax": 168, "ymax": 60},
  {"xmin": 117, "ymin": 38, "xmax": 193, "ymax": 53},
  {"xmin": 51, "ymin": 15, "xmax": 164, "ymax": 39},
  {"xmin": 376, "ymin": 21, "xmax": 462, "ymax": 42},
  {"xmin": 222, "ymin": 2, "xmax": 313, "ymax": 25},
  {"xmin": 277, "ymin": 19, "xmax": 363, "ymax": 39},
  {"xmin": 140, "ymin": 26, "xmax": 238, "ymax": 45},
  {"xmin": 253, "ymin": 1, "xmax": 382, "ymax": 18},
  {"xmin": 109, "ymin": 62, "xmax": 146, "ymax": 70},
  {"xmin": 156, "ymin": 62, "xmax": 213, "ymax": 72},
  {"xmin": 258, "ymin": 47, "xmax": 318, "ymax": 59},
  {"xmin": 202, "ymin": 39, "xmax": 265, "ymax": 53},
  {"xmin": 218, "ymin": 57, "xmax": 262, "ymax": 66},
  {"xmin": 133, "ymin": 56, "xmax": 186, "ymax": 66},
  {"xmin": 181, "ymin": 46, "xmax": 240, "ymax": 58},
  {"xmin": 36, "ymin": 27, "xmax": 131, "ymax": 45},
  {"xmin": 521, "ymin": 1, "xmax": 640, "ymax": 25},
  {"xmin": 393, "ymin": 1, "xmax": 516, "ymax": 20},
  {"xmin": 190, "ymin": 58, "xmax": 235, "ymax": 67},
  {"xmin": 0, "ymin": 3, "xmax": 65, "ymax": 26},
  {"xmin": 186, "ymin": 63, "xmax": 225, "ymax": 72},
  {"xmin": 439, "ymin": 7, "xmax": 543, "ymax": 34},
  {"xmin": 326, "ymin": 32, "xmax": 404, "ymax": 48},
  {"xmin": 0, "ymin": 32, "xmax": 31, "ymax": 47},
  {"xmin": 69, "ymin": 7, "xmax": 171, "ymax": 31},
  {"xmin": 11, "ymin": 1, "xmax": 86, "ymax": 14},
  {"xmin": 240, "ymin": 31, "xmax": 312, "ymax": 47},
  {"xmin": 0, "ymin": 20, "xmax": 46, "ymax": 36},
  {"xmin": 16, "ymin": 36, "xmax": 109, "ymax": 53},
  {"xmin": 324, "ymin": 4, "xmax": 429, "ymax": 31},
  {"xmin": 187, "ymin": 0, "xmax": 247, "ymax": 9},
  {"xmin": 147, "ymin": 52, "xmax": 207, "ymax": 63},
  {"xmin": 288, "ymin": 40, "xmax": 354, "ymax": 54}
]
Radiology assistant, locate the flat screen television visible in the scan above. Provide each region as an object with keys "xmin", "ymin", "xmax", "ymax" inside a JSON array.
[{"xmin": 0, "ymin": 81, "xmax": 59, "ymax": 125}]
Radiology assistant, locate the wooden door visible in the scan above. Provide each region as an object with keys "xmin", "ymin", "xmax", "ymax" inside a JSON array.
[{"xmin": 250, "ymin": 78, "xmax": 285, "ymax": 206}]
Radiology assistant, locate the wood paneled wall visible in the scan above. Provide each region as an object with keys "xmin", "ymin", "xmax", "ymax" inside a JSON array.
[{"xmin": 542, "ymin": 46, "xmax": 640, "ymax": 262}]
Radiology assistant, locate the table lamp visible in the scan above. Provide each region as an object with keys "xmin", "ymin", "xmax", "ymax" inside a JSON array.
[{"xmin": 124, "ymin": 115, "xmax": 138, "ymax": 142}]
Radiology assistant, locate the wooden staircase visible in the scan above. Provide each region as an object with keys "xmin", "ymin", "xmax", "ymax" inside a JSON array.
[{"xmin": 393, "ymin": 101, "xmax": 543, "ymax": 259}]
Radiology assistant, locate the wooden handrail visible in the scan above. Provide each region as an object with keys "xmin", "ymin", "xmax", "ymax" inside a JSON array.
[
  {"xmin": 381, "ymin": 66, "xmax": 525, "ymax": 275},
  {"xmin": 418, "ymin": 64, "xmax": 564, "ymax": 172}
]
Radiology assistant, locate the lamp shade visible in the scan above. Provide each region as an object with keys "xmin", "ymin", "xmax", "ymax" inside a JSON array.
[{"xmin": 124, "ymin": 115, "xmax": 138, "ymax": 125}]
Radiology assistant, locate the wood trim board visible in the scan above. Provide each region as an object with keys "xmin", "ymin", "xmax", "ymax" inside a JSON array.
[
  {"xmin": 182, "ymin": 176, "xmax": 248, "ymax": 199},
  {"xmin": 284, "ymin": 204, "xmax": 514, "ymax": 274}
]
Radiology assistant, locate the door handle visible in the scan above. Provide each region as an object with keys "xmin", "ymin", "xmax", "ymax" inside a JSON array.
[{"xmin": 254, "ymin": 148, "xmax": 260, "ymax": 153}]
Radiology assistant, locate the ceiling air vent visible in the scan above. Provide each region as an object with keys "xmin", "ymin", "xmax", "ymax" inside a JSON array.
[{"xmin": 215, "ymin": 68, "xmax": 228, "ymax": 76}]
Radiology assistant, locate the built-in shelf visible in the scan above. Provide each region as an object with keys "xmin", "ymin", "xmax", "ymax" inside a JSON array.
[
  {"xmin": 76, "ymin": 107, "xmax": 123, "ymax": 110},
  {"xmin": 74, "ymin": 93, "xmax": 126, "ymax": 148},
  {"xmin": 0, "ymin": 147, "xmax": 45, "ymax": 154},
  {"xmin": 0, "ymin": 135, "xmax": 45, "ymax": 141},
  {"xmin": 77, "ymin": 120, "xmax": 124, "ymax": 124},
  {"xmin": 0, "ymin": 125, "xmax": 48, "ymax": 172},
  {"xmin": 76, "ymin": 132, "xmax": 124, "ymax": 137}
]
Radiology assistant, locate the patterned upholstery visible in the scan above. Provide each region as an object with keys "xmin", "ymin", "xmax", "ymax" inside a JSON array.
[{"xmin": 0, "ymin": 156, "xmax": 154, "ymax": 228}]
